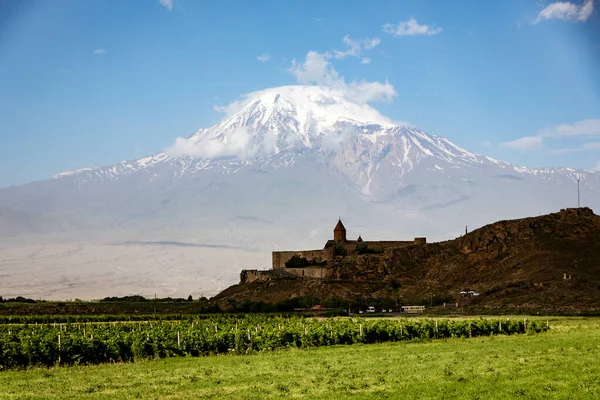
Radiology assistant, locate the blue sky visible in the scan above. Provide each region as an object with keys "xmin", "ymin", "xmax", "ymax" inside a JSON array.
[{"xmin": 0, "ymin": 0, "xmax": 599, "ymax": 188}]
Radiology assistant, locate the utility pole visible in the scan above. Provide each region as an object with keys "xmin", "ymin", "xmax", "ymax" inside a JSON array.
[
  {"xmin": 465, "ymin": 226, "xmax": 467, "ymax": 235},
  {"xmin": 577, "ymin": 179, "xmax": 580, "ymax": 208}
]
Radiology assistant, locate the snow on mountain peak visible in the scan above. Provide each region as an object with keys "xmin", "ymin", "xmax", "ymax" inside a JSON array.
[
  {"xmin": 217, "ymin": 85, "xmax": 395, "ymax": 130},
  {"xmin": 166, "ymin": 85, "xmax": 403, "ymax": 159}
]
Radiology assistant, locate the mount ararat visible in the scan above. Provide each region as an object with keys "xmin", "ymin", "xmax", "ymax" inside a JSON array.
[{"xmin": 1, "ymin": 85, "xmax": 598, "ymax": 299}]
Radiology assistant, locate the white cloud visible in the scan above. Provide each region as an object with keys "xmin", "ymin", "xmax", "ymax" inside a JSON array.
[
  {"xmin": 552, "ymin": 142, "xmax": 600, "ymax": 154},
  {"xmin": 257, "ymin": 53, "xmax": 271, "ymax": 62},
  {"xmin": 320, "ymin": 125, "xmax": 356, "ymax": 151},
  {"xmin": 535, "ymin": 0, "xmax": 594, "ymax": 23},
  {"xmin": 213, "ymin": 100, "xmax": 245, "ymax": 115},
  {"xmin": 383, "ymin": 18, "xmax": 442, "ymax": 37},
  {"xmin": 93, "ymin": 49, "xmax": 107, "ymax": 55},
  {"xmin": 288, "ymin": 51, "xmax": 339, "ymax": 86},
  {"xmin": 360, "ymin": 58, "xmax": 371, "ymax": 64},
  {"xmin": 502, "ymin": 120, "xmax": 600, "ymax": 153},
  {"xmin": 165, "ymin": 125, "xmax": 288, "ymax": 159},
  {"xmin": 158, "ymin": 0, "xmax": 173, "ymax": 11},
  {"xmin": 165, "ymin": 127, "xmax": 253, "ymax": 159},
  {"xmin": 482, "ymin": 140, "xmax": 492, "ymax": 147},
  {"xmin": 286, "ymin": 51, "xmax": 397, "ymax": 104},
  {"xmin": 499, "ymin": 136, "xmax": 543, "ymax": 151},
  {"xmin": 362, "ymin": 37, "xmax": 381, "ymax": 50},
  {"xmin": 343, "ymin": 80, "xmax": 397, "ymax": 103},
  {"xmin": 539, "ymin": 119, "xmax": 600, "ymax": 137},
  {"xmin": 584, "ymin": 142, "xmax": 600, "ymax": 150},
  {"xmin": 332, "ymin": 35, "xmax": 381, "ymax": 59},
  {"xmin": 593, "ymin": 161, "xmax": 600, "ymax": 171}
]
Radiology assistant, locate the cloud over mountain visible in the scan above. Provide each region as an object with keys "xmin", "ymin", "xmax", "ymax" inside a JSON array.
[
  {"xmin": 383, "ymin": 18, "xmax": 442, "ymax": 36},
  {"xmin": 535, "ymin": 0, "xmax": 594, "ymax": 23}
]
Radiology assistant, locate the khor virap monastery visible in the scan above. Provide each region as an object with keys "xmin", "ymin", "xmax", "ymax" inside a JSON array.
[{"xmin": 241, "ymin": 220, "xmax": 427, "ymax": 283}]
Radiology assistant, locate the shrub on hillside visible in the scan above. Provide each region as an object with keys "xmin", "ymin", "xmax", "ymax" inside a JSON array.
[
  {"xmin": 355, "ymin": 242, "xmax": 380, "ymax": 254},
  {"xmin": 285, "ymin": 255, "xmax": 327, "ymax": 268}
]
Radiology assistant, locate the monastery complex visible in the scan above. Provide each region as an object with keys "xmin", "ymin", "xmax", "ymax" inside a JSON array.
[{"xmin": 242, "ymin": 220, "xmax": 426, "ymax": 283}]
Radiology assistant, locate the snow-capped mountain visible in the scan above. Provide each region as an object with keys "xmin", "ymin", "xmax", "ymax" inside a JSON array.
[
  {"xmin": 1, "ymin": 85, "xmax": 599, "ymax": 299},
  {"xmin": 46, "ymin": 85, "xmax": 596, "ymax": 198}
]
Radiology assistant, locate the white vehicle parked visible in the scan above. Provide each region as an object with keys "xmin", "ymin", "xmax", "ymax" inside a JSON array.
[{"xmin": 366, "ymin": 306, "xmax": 376, "ymax": 313}]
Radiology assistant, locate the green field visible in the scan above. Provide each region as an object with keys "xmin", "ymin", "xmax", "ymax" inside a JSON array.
[{"xmin": 1, "ymin": 317, "xmax": 599, "ymax": 399}]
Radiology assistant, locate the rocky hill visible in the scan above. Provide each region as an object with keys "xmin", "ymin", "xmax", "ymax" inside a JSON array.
[{"xmin": 214, "ymin": 208, "xmax": 600, "ymax": 313}]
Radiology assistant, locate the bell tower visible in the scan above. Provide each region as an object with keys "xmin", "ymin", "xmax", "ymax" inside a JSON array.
[{"xmin": 334, "ymin": 219, "xmax": 347, "ymax": 242}]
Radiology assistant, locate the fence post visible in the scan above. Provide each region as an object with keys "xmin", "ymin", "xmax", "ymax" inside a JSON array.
[{"xmin": 177, "ymin": 331, "xmax": 180, "ymax": 347}]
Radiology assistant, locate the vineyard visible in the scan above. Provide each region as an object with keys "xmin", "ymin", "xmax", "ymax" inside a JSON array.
[
  {"xmin": 0, "ymin": 316, "xmax": 548, "ymax": 370},
  {"xmin": 0, "ymin": 313, "xmax": 233, "ymax": 325}
]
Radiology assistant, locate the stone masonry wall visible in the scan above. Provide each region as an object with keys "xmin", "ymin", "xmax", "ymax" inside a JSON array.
[
  {"xmin": 284, "ymin": 267, "xmax": 331, "ymax": 279},
  {"xmin": 242, "ymin": 270, "xmax": 272, "ymax": 283},
  {"xmin": 272, "ymin": 249, "xmax": 333, "ymax": 269},
  {"xmin": 360, "ymin": 241, "xmax": 417, "ymax": 252}
]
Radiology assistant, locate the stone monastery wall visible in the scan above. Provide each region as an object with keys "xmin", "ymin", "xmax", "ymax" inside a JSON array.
[
  {"xmin": 240, "ymin": 220, "xmax": 428, "ymax": 284},
  {"xmin": 284, "ymin": 267, "xmax": 330, "ymax": 279},
  {"xmin": 272, "ymin": 249, "xmax": 333, "ymax": 270}
]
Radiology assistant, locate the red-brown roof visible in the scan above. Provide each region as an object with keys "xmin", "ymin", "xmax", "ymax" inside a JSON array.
[
  {"xmin": 334, "ymin": 219, "xmax": 346, "ymax": 232},
  {"xmin": 311, "ymin": 304, "xmax": 326, "ymax": 309}
]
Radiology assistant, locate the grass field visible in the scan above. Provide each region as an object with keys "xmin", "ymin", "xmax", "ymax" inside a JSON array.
[{"xmin": 1, "ymin": 317, "xmax": 599, "ymax": 399}]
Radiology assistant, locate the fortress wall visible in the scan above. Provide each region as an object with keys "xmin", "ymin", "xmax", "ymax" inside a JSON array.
[
  {"xmin": 297, "ymin": 250, "xmax": 331, "ymax": 261},
  {"xmin": 272, "ymin": 249, "xmax": 331, "ymax": 269},
  {"xmin": 272, "ymin": 251, "xmax": 297, "ymax": 270},
  {"xmin": 325, "ymin": 240, "xmax": 422, "ymax": 255},
  {"xmin": 361, "ymin": 241, "xmax": 416, "ymax": 251},
  {"xmin": 284, "ymin": 267, "xmax": 330, "ymax": 279},
  {"xmin": 242, "ymin": 270, "xmax": 272, "ymax": 283}
]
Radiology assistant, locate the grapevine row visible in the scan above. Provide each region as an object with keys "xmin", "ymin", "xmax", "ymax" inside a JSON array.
[{"xmin": 0, "ymin": 316, "xmax": 548, "ymax": 370}]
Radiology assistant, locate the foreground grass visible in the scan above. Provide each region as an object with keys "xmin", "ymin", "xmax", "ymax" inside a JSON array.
[{"xmin": 1, "ymin": 317, "xmax": 599, "ymax": 399}]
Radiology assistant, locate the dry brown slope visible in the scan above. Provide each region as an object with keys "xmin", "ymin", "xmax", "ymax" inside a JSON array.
[{"xmin": 214, "ymin": 208, "xmax": 600, "ymax": 312}]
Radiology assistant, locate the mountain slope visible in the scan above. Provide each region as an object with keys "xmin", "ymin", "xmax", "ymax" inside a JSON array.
[{"xmin": 0, "ymin": 85, "xmax": 599, "ymax": 299}]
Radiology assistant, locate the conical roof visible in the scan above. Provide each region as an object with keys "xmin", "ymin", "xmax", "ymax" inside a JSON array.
[{"xmin": 334, "ymin": 219, "xmax": 346, "ymax": 232}]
